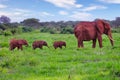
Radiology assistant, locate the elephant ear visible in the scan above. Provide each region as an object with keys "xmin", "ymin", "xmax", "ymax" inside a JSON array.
[
  {"xmin": 102, "ymin": 21, "xmax": 111, "ymax": 35},
  {"xmin": 95, "ymin": 19, "xmax": 105, "ymax": 34}
]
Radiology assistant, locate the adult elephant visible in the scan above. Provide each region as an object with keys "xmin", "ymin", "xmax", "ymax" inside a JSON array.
[{"xmin": 74, "ymin": 19, "xmax": 114, "ymax": 48}]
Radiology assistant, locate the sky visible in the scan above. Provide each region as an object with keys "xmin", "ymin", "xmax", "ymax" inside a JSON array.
[{"xmin": 0, "ymin": 0, "xmax": 120, "ymax": 22}]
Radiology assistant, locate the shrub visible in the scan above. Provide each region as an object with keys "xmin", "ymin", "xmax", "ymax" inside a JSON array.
[
  {"xmin": 60, "ymin": 27, "xmax": 73, "ymax": 34},
  {"xmin": 40, "ymin": 27, "xmax": 58, "ymax": 34},
  {"xmin": 15, "ymin": 27, "xmax": 22, "ymax": 34},
  {"xmin": 0, "ymin": 24, "xmax": 6, "ymax": 30},
  {"xmin": 10, "ymin": 29, "xmax": 16, "ymax": 35},
  {"xmin": 3, "ymin": 30, "xmax": 12, "ymax": 36},
  {"xmin": 49, "ymin": 28, "xmax": 58, "ymax": 34},
  {"xmin": 112, "ymin": 28, "xmax": 120, "ymax": 33},
  {"xmin": 0, "ymin": 29, "xmax": 3, "ymax": 35},
  {"xmin": 22, "ymin": 27, "xmax": 33, "ymax": 32},
  {"xmin": 40, "ymin": 27, "xmax": 49, "ymax": 33}
]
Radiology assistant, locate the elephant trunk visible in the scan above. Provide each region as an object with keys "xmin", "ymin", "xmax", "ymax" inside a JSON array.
[
  {"xmin": 47, "ymin": 45, "xmax": 49, "ymax": 48},
  {"xmin": 108, "ymin": 33, "xmax": 114, "ymax": 46}
]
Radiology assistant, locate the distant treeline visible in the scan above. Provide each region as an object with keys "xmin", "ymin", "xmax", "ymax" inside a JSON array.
[
  {"xmin": 20, "ymin": 17, "xmax": 120, "ymax": 28},
  {"xmin": 0, "ymin": 15, "xmax": 120, "ymax": 36}
]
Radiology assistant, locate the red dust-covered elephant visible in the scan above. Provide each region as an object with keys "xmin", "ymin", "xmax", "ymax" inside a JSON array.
[
  {"xmin": 32, "ymin": 40, "xmax": 49, "ymax": 49},
  {"xmin": 53, "ymin": 41, "xmax": 66, "ymax": 49},
  {"xmin": 74, "ymin": 19, "xmax": 114, "ymax": 48},
  {"xmin": 9, "ymin": 39, "xmax": 28, "ymax": 50}
]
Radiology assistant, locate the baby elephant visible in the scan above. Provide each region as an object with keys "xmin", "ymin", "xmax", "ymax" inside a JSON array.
[
  {"xmin": 32, "ymin": 40, "xmax": 49, "ymax": 49},
  {"xmin": 9, "ymin": 39, "xmax": 28, "ymax": 50},
  {"xmin": 53, "ymin": 41, "xmax": 66, "ymax": 49}
]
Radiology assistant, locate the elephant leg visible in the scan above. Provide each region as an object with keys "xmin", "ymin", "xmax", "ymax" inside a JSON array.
[
  {"xmin": 17, "ymin": 46, "xmax": 20, "ymax": 50},
  {"xmin": 39, "ymin": 45, "xmax": 42, "ymax": 49},
  {"xmin": 92, "ymin": 39, "xmax": 96, "ymax": 48},
  {"xmin": 17, "ymin": 46, "xmax": 19, "ymax": 50},
  {"xmin": 78, "ymin": 38, "xmax": 83, "ymax": 48},
  {"xmin": 40, "ymin": 46, "xmax": 43, "ymax": 49},
  {"xmin": 78, "ymin": 40, "xmax": 81, "ymax": 48},
  {"xmin": 33, "ymin": 46, "xmax": 35, "ymax": 50},
  {"xmin": 81, "ymin": 41, "xmax": 84, "ymax": 48},
  {"xmin": 98, "ymin": 35, "xmax": 102, "ymax": 48},
  {"xmin": 20, "ymin": 46, "xmax": 23, "ymax": 50},
  {"xmin": 59, "ymin": 46, "xmax": 62, "ymax": 49},
  {"xmin": 18, "ymin": 45, "xmax": 23, "ymax": 50},
  {"xmin": 78, "ymin": 41, "xmax": 83, "ymax": 48},
  {"xmin": 11, "ymin": 47, "xmax": 15, "ymax": 50},
  {"xmin": 55, "ymin": 47, "xmax": 57, "ymax": 49}
]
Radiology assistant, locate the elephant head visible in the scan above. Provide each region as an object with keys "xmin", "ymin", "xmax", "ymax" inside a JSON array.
[
  {"xmin": 42, "ymin": 41, "xmax": 49, "ymax": 48},
  {"xmin": 95, "ymin": 19, "xmax": 114, "ymax": 46},
  {"xmin": 18, "ymin": 39, "xmax": 28, "ymax": 47}
]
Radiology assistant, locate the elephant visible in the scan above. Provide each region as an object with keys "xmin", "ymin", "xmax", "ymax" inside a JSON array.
[
  {"xmin": 9, "ymin": 39, "xmax": 28, "ymax": 50},
  {"xmin": 32, "ymin": 40, "xmax": 49, "ymax": 49},
  {"xmin": 53, "ymin": 41, "xmax": 66, "ymax": 49},
  {"xmin": 74, "ymin": 19, "xmax": 114, "ymax": 48}
]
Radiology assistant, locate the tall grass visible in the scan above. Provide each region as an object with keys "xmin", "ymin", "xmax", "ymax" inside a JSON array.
[{"xmin": 0, "ymin": 32, "xmax": 120, "ymax": 80}]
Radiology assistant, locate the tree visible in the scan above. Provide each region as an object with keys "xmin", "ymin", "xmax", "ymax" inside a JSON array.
[
  {"xmin": 20, "ymin": 18, "xmax": 40, "ymax": 28},
  {"xmin": 0, "ymin": 24, "xmax": 6, "ymax": 30},
  {"xmin": 60, "ymin": 26, "xmax": 73, "ymax": 34},
  {"xmin": 0, "ymin": 15, "xmax": 11, "ymax": 23}
]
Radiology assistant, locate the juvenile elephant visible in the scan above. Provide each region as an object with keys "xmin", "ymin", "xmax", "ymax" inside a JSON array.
[
  {"xmin": 32, "ymin": 40, "xmax": 49, "ymax": 49},
  {"xmin": 53, "ymin": 41, "xmax": 66, "ymax": 49},
  {"xmin": 9, "ymin": 39, "xmax": 28, "ymax": 50},
  {"xmin": 74, "ymin": 19, "xmax": 114, "ymax": 48}
]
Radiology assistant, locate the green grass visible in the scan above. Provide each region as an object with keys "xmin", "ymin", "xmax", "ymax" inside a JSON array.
[{"xmin": 0, "ymin": 32, "xmax": 120, "ymax": 80}]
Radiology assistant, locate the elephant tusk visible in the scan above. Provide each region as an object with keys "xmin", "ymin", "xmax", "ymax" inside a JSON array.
[{"xmin": 108, "ymin": 35, "xmax": 114, "ymax": 41}]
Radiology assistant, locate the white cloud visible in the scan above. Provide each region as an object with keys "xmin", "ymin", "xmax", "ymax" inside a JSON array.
[
  {"xmin": 82, "ymin": 5, "xmax": 107, "ymax": 12},
  {"xmin": 14, "ymin": 12, "xmax": 23, "ymax": 15},
  {"xmin": 0, "ymin": 12, "xmax": 11, "ymax": 16},
  {"xmin": 59, "ymin": 11, "xmax": 68, "ymax": 15},
  {"xmin": 44, "ymin": 0, "xmax": 83, "ymax": 9},
  {"xmin": 0, "ymin": 8, "xmax": 31, "ymax": 16},
  {"xmin": 14, "ymin": 8, "xmax": 31, "ymax": 13},
  {"xmin": 40, "ymin": 12, "xmax": 54, "ymax": 16},
  {"xmin": 99, "ymin": 0, "xmax": 120, "ymax": 4},
  {"xmin": 70, "ymin": 12, "xmax": 92, "ymax": 21},
  {"xmin": 0, "ymin": 11, "xmax": 26, "ymax": 22},
  {"xmin": 0, "ymin": 8, "xmax": 33, "ymax": 22},
  {"xmin": 0, "ymin": 4, "xmax": 7, "ymax": 9}
]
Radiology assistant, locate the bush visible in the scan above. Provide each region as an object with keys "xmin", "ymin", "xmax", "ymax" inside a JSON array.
[
  {"xmin": 10, "ymin": 29, "xmax": 16, "ymax": 35},
  {"xmin": 40, "ymin": 27, "xmax": 49, "ymax": 33},
  {"xmin": 16, "ymin": 27, "xmax": 22, "ymax": 34},
  {"xmin": 60, "ymin": 27, "xmax": 73, "ymax": 34},
  {"xmin": 112, "ymin": 28, "xmax": 120, "ymax": 33},
  {"xmin": 22, "ymin": 27, "xmax": 33, "ymax": 32},
  {"xmin": 9, "ymin": 27, "xmax": 22, "ymax": 35},
  {"xmin": 0, "ymin": 29, "xmax": 3, "ymax": 35},
  {"xmin": 40, "ymin": 27, "xmax": 58, "ymax": 34},
  {"xmin": 49, "ymin": 28, "xmax": 58, "ymax": 34},
  {"xmin": 0, "ymin": 24, "xmax": 6, "ymax": 30},
  {"xmin": 3, "ymin": 30, "xmax": 12, "ymax": 36}
]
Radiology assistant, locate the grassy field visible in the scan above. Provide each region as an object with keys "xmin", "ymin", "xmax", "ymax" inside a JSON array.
[{"xmin": 0, "ymin": 31, "xmax": 120, "ymax": 80}]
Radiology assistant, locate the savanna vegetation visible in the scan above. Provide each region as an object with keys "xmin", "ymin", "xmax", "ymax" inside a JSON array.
[
  {"xmin": 0, "ymin": 31, "xmax": 120, "ymax": 80},
  {"xmin": 0, "ymin": 15, "xmax": 120, "ymax": 80},
  {"xmin": 0, "ymin": 15, "xmax": 120, "ymax": 35}
]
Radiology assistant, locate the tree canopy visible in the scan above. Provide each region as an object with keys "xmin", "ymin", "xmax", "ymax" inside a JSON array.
[{"xmin": 0, "ymin": 15, "xmax": 11, "ymax": 23}]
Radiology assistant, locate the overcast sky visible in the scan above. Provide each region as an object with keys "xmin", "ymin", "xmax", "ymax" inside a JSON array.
[{"xmin": 0, "ymin": 0, "xmax": 120, "ymax": 22}]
